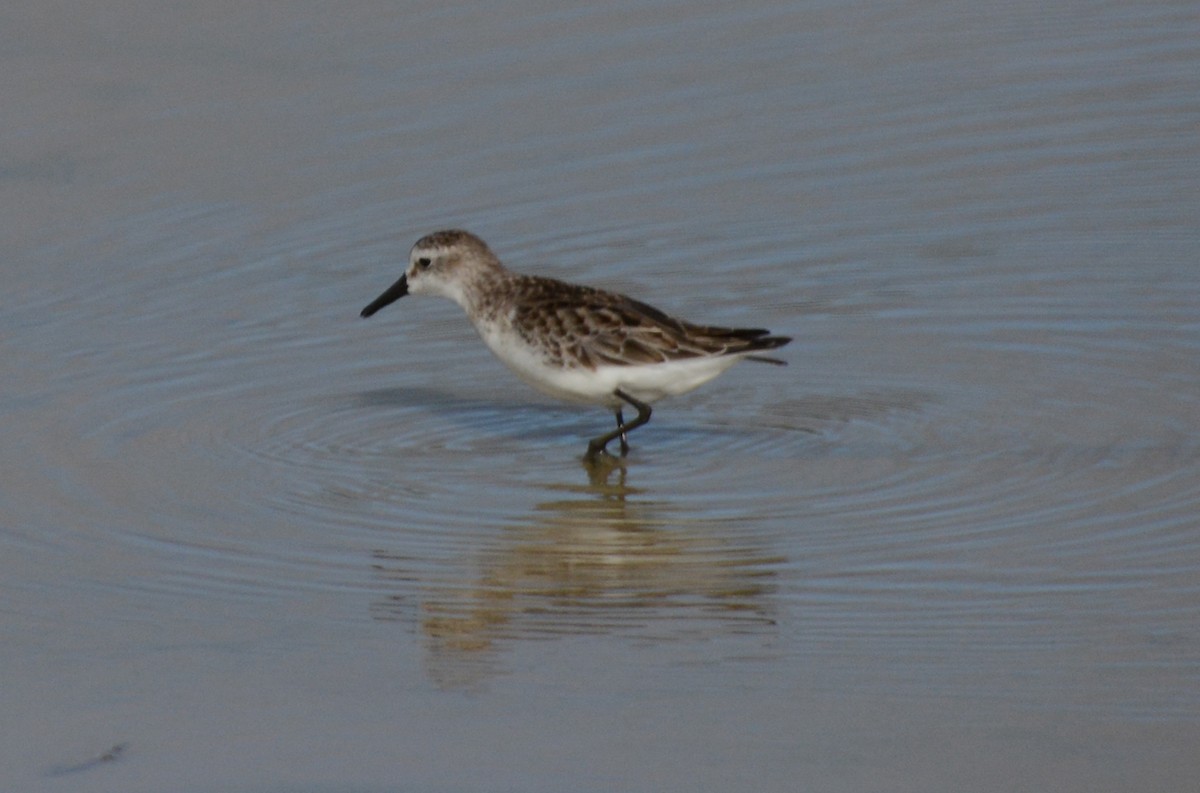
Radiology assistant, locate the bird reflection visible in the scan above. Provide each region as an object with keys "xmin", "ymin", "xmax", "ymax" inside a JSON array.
[{"xmin": 370, "ymin": 456, "xmax": 782, "ymax": 690}]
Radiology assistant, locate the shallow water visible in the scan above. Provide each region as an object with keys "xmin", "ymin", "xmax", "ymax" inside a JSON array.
[{"xmin": 3, "ymin": 1, "xmax": 1199, "ymax": 791}]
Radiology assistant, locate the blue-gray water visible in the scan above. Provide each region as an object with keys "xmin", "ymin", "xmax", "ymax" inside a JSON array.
[{"xmin": 3, "ymin": 2, "xmax": 1198, "ymax": 791}]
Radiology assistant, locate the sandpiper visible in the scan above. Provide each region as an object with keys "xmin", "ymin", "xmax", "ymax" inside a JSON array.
[{"xmin": 360, "ymin": 230, "xmax": 790, "ymax": 459}]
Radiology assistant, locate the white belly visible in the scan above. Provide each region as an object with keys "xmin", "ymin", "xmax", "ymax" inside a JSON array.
[{"xmin": 475, "ymin": 322, "xmax": 743, "ymax": 407}]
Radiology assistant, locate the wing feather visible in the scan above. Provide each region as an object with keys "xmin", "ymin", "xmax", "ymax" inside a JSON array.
[{"xmin": 508, "ymin": 276, "xmax": 790, "ymax": 369}]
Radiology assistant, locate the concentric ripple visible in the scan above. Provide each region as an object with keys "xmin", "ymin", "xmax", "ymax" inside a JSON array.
[{"xmin": 13, "ymin": 204, "xmax": 1200, "ymax": 708}]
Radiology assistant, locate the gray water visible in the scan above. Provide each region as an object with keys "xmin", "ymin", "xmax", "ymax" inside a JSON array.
[{"xmin": 3, "ymin": 2, "xmax": 1199, "ymax": 791}]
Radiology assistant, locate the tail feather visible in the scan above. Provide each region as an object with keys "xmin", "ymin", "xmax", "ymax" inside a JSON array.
[
  {"xmin": 693, "ymin": 325, "xmax": 774, "ymax": 341},
  {"xmin": 729, "ymin": 332, "xmax": 791, "ymax": 364}
]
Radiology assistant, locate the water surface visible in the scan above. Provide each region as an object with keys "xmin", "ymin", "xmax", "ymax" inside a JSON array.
[{"xmin": 3, "ymin": 2, "xmax": 1198, "ymax": 791}]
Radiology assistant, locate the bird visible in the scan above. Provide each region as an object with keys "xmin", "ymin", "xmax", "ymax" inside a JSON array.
[{"xmin": 360, "ymin": 229, "xmax": 790, "ymax": 459}]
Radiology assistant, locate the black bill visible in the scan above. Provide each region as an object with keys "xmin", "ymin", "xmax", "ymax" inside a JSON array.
[{"xmin": 360, "ymin": 274, "xmax": 409, "ymax": 318}]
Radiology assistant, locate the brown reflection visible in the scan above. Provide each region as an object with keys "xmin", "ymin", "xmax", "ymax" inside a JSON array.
[{"xmin": 370, "ymin": 455, "xmax": 782, "ymax": 689}]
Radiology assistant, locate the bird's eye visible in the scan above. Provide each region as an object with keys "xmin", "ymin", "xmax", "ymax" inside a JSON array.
[{"xmin": 416, "ymin": 257, "xmax": 431, "ymax": 269}]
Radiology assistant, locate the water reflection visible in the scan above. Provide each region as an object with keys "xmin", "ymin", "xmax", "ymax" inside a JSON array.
[{"xmin": 370, "ymin": 455, "xmax": 782, "ymax": 689}]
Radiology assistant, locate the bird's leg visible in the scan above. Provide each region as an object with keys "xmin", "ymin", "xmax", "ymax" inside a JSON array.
[
  {"xmin": 585, "ymin": 390, "xmax": 653, "ymax": 460},
  {"xmin": 616, "ymin": 390, "xmax": 653, "ymax": 442},
  {"xmin": 616, "ymin": 408, "xmax": 629, "ymax": 456}
]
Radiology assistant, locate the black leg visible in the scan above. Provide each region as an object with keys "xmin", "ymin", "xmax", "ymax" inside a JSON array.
[
  {"xmin": 586, "ymin": 390, "xmax": 653, "ymax": 460},
  {"xmin": 615, "ymin": 408, "xmax": 629, "ymax": 455}
]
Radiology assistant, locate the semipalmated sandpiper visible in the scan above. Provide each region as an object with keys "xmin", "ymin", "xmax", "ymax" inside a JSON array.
[{"xmin": 361, "ymin": 230, "xmax": 791, "ymax": 459}]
